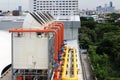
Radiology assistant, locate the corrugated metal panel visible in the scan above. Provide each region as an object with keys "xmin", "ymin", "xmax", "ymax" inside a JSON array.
[
  {"xmin": 57, "ymin": 20, "xmax": 80, "ymax": 40},
  {"xmin": 64, "ymin": 28, "xmax": 78, "ymax": 40},
  {"xmin": 57, "ymin": 21, "xmax": 80, "ymax": 28}
]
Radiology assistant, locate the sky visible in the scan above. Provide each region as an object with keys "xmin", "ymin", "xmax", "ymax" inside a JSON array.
[
  {"xmin": 0, "ymin": 0, "xmax": 120, "ymax": 11},
  {"xmin": 80, "ymin": 0, "xmax": 120, "ymax": 10}
]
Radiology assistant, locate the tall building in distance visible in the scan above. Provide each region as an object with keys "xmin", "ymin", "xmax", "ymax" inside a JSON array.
[
  {"xmin": 29, "ymin": 0, "xmax": 79, "ymax": 16},
  {"xmin": 18, "ymin": 6, "xmax": 22, "ymax": 12},
  {"xmin": 96, "ymin": 1, "xmax": 115, "ymax": 14},
  {"xmin": 110, "ymin": 1, "xmax": 113, "ymax": 7}
]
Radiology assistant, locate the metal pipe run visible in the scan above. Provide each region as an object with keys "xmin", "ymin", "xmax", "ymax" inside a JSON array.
[
  {"xmin": 44, "ymin": 22, "xmax": 64, "ymax": 50},
  {"xmin": 61, "ymin": 48, "xmax": 78, "ymax": 80},
  {"xmin": 55, "ymin": 22, "xmax": 64, "ymax": 42},
  {"xmin": 44, "ymin": 25, "xmax": 62, "ymax": 80}
]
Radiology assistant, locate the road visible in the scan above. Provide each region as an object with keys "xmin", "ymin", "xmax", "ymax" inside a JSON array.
[{"xmin": 81, "ymin": 53, "xmax": 94, "ymax": 80}]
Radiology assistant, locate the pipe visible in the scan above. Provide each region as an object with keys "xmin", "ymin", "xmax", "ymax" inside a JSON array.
[
  {"xmin": 61, "ymin": 48, "xmax": 78, "ymax": 80},
  {"xmin": 44, "ymin": 25, "xmax": 62, "ymax": 51},
  {"xmin": 48, "ymin": 22, "xmax": 64, "ymax": 49},
  {"xmin": 73, "ymin": 48, "xmax": 78, "ymax": 79},
  {"xmin": 51, "ymin": 27, "xmax": 61, "ymax": 50},
  {"xmin": 55, "ymin": 22, "xmax": 64, "ymax": 43},
  {"xmin": 9, "ymin": 29, "xmax": 58, "ymax": 62},
  {"xmin": 53, "ymin": 25, "xmax": 62, "ymax": 49},
  {"xmin": 62, "ymin": 46, "xmax": 69, "ymax": 79},
  {"xmin": 44, "ymin": 24, "xmax": 63, "ymax": 80},
  {"xmin": 51, "ymin": 27, "xmax": 61, "ymax": 80},
  {"xmin": 17, "ymin": 76, "xmax": 22, "ymax": 80}
]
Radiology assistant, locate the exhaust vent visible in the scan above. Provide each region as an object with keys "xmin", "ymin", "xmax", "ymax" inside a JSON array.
[{"xmin": 23, "ymin": 12, "xmax": 54, "ymax": 29}]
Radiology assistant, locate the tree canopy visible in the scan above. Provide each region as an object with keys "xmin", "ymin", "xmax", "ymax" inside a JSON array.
[{"xmin": 79, "ymin": 16, "xmax": 120, "ymax": 79}]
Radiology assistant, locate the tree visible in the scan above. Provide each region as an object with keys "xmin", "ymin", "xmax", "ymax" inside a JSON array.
[
  {"xmin": 80, "ymin": 17, "xmax": 96, "ymax": 29},
  {"xmin": 79, "ymin": 16, "xmax": 120, "ymax": 79}
]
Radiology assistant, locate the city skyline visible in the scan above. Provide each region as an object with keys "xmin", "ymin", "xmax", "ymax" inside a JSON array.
[{"xmin": 0, "ymin": 0, "xmax": 120, "ymax": 11}]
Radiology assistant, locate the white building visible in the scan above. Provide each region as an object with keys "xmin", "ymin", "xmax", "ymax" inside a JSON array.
[{"xmin": 29, "ymin": 0, "xmax": 79, "ymax": 16}]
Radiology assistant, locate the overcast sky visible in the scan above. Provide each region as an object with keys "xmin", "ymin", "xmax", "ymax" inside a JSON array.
[{"xmin": 0, "ymin": 0, "xmax": 120, "ymax": 11}]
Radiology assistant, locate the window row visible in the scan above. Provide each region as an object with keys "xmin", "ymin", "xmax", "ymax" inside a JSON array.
[
  {"xmin": 34, "ymin": 2, "xmax": 77, "ymax": 5},
  {"xmin": 33, "ymin": 8, "xmax": 76, "ymax": 10},
  {"xmin": 33, "ymin": 0, "xmax": 78, "ymax": 3}
]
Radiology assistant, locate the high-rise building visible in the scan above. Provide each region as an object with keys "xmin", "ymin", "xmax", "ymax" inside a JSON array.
[
  {"xmin": 110, "ymin": 1, "xmax": 113, "ymax": 7},
  {"xmin": 29, "ymin": 0, "xmax": 79, "ymax": 16},
  {"xmin": 18, "ymin": 6, "xmax": 22, "ymax": 12},
  {"xmin": 96, "ymin": 1, "xmax": 115, "ymax": 14}
]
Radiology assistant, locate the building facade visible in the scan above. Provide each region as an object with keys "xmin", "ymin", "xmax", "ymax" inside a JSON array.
[{"xmin": 29, "ymin": 0, "xmax": 79, "ymax": 16}]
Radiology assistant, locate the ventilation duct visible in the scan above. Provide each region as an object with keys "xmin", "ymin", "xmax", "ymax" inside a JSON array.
[{"xmin": 23, "ymin": 12, "xmax": 54, "ymax": 29}]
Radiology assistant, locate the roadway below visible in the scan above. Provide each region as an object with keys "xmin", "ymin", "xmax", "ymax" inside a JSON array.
[{"xmin": 80, "ymin": 51, "xmax": 94, "ymax": 80}]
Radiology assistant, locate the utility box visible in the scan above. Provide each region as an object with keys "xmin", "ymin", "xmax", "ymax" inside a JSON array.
[
  {"xmin": 10, "ymin": 12, "xmax": 55, "ymax": 80},
  {"xmin": 12, "ymin": 32, "xmax": 49, "ymax": 69}
]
